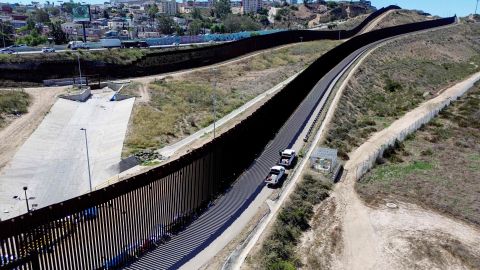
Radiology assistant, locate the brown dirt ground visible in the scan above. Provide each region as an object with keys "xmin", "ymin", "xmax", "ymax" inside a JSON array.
[
  {"xmin": 357, "ymin": 82, "xmax": 480, "ymax": 226},
  {"xmin": 0, "ymin": 87, "xmax": 65, "ymax": 171}
]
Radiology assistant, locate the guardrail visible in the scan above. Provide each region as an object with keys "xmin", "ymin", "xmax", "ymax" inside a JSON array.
[{"xmin": 0, "ymin": 8, "xmax": 457, "ymax": 270}]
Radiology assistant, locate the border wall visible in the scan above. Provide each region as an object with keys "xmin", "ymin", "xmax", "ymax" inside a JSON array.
[{"xmin": 0, "ymin": 11, "xmax": 456, "ymax": 270}]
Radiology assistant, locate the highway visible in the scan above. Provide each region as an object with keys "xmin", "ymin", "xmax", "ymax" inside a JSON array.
[
  {"xmin": 125, "ymin": 33, "xmax": 386, "ymax": 270},
  {"xmin": 0, "ymin": 41, "xmax": 224, "ymax": 55}
]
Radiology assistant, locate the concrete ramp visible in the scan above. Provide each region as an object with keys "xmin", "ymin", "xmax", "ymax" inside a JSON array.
[{"xmin": 0, "ymin": 90, "xmax": 134, "ymax": 220}]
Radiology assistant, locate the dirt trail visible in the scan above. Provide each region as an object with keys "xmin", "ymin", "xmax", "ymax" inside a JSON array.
[
  {"xmin": 0, "ymin": 87, "xmax": 65, "ymax": 171},
  {"xmin": 360, "ymin": 9, "xmax": 396, "ymax": 34},
  {"xmin": 331, "ymin": 72, "xmax": 480, "ymax": 269}
]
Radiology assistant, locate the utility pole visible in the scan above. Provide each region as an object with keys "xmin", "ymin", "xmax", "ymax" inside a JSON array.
[
  {"xmin": 80, "ymin": 128, "xmax": 92, "ymax": 192},
  {"xmin": 476, "ymin": 0, "xmax": 479, "ymax": 14},
  {"xmin": 23, "ymin": 186, "xmax": 30, "ymax": 212},
  {"xmin": 212, "ymin": 68, "xmax": 217, "ymax": 140}
]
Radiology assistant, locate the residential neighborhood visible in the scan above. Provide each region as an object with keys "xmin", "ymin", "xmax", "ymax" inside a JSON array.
[{"xmin": 0, "ymin": 0, "xmax": 375, "ymax": 48}]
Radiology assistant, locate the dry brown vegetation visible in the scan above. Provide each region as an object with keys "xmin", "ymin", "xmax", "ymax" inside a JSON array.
[
  {"xmin": 373, "ymin": 9, "xmax": 433, "ymax": 29},
  {"xmin": 324, "ymin": 23, "xmax": 480, "ymax": 159},
  {"xmin": 123, "ymin": 40, "xmax": 340, "ymax": 155},
  {"xmin": 401, "ymin": 231, "xmax": 480, "ymax": 269},
  {"xmin": 0, "ymin": 90, "xmax": 30, "ymax": 129},
  {"xmin": 357, "ymin": 82, "xmax": 480, "ymax": 226}
]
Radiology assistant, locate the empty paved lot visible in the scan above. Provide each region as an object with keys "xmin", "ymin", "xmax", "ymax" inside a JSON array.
[{"xmin": 0, "ymin": 89, "xmax": 134, "ymax": 220}]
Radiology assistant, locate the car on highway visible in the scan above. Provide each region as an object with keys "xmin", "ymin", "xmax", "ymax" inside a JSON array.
[
  {"xmin": 172, "ymin": 42, "xmax": 180, "ymax": 46},
  {"xmin": 265, "ymin": 165, "xmax": 286, "ymax": 186},
  {"xmin": 278, "ymin": 149, "xmax": 296, "ymax": 168},
  {"xmin": 42, "ymin": 47, "xmax": 55, "ymax": 53},
  {"xmin": 0, "ymin": 48, "xmax": 15, "ymax": 54}
]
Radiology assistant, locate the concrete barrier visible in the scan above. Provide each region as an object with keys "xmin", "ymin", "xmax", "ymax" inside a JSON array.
[{"xmin": 59, "ymin": 87, "xmax": 91, "ymax": 102}]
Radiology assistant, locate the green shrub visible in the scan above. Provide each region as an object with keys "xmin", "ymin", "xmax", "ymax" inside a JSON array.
[
  {"xmin": 260, "ymin": 172, "xmax": 332, "ymax": 269},
  {"xmin": 384, "ymin": 77, "xmax": 403, "ymax": 92}
]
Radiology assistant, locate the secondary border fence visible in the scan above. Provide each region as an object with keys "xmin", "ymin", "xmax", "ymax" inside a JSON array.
[
  {"xmin": 1, "ymin": 6, "xmax": 397, "ymax": 84},
  {"xmin": 0, "ymin": 8, "xmax": 456, "ymax": 270},
  {"xmin": 352, "ymin": 75, "xmax": 476, "ymax": 181}
]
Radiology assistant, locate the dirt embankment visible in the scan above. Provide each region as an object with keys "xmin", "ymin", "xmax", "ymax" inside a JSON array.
[
  {"xmin": 373, "ymin": 9, "xmax": 434, "ymax": 30},
  {"xmin": 0, "ymin": 87, "xmax": 64, "ymax": 171},
  {"xmin": 298, "ymin": 74, "xmax": 480, "ymax": 270}
]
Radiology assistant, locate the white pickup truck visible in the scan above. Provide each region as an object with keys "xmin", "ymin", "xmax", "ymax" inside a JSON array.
[
  {"xmin": 265, "ymin": 165, "xmax": 286, "ymax": 186},
  {"xmin": 278, "ymin": 149, "xmax": 296, "ymax": 168}
]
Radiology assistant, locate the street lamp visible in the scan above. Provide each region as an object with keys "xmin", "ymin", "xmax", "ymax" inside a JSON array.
[
  {"xmin": 23, "ymin": 186, "xmax": 30, "ymax": 212},
  {"xmin": 80, "ymin": 128, "xmax": 92, "ymax": 192}
]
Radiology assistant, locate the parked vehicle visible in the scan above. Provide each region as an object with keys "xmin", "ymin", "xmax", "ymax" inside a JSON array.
[
  {"xmin": 42, "ymin": 47, "xmax": 55, "ymax": 53},
  {"xmin": 100, "ymin": 38, "xmax": 122, "ymax": 48},
  {"xmin": 0, "ymin": 48, "xmax": 15, "ymax": 54},
  {"xmin": 278, "ymin": 149, "xmax": 296, "ymax": 168},
  {"xmin": 69, "ymin": 41, "xmax": 89, "ymax": 50},
  {"xmin": 265, "ymin": 166, "xmax": 286, "ymax": 186}
]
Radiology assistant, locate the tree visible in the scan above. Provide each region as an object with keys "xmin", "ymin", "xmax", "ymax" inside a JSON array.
[
  {"xmin": 223, "ymin": 14, "xmax": 261, "ymax": 33},
  {"xmin": 258, "ymin": 7, "xmax": 268, "ymax": 15},
  {"xmin": 192, "ymin": 8, "xmax": 202, "ymax": 20},
  {"xmin": 16, "ymin": 29, "xmax": 47, "ymax": 46},
  {"xmin": 48, "ymin": 7, "xmax": 60, "ymax": 16},
  {"xmin": 175, "ymin": 25, "xmax": 185, "ymax": 35},
  {"xmin": 223, "ymin": 14, "xmax": 242, "ymax": 32},
  {"xmin": 49, "ymin": 21, "xmax": 68, "ymax": 45},
  {"xmin": 157, "ymin": 15, "xmax": 176, "ymax": 35},
  {"xmin": 214, "ymin": 0, "xmax": 231, "ymax": 19},
  {"xmin": 188, "ymin": 19, "xmax": 202, "ymax": 35},
  {"xmin": 34, "ymin": 9, "xmax": 50, "ymax": 23},
  {"xmin": 148, "ymin": 4, "xmax": 159, "ymax": 20},
  {"xmin": 0, "ymin": 21, "xmax": 15, "ymax": 47}
]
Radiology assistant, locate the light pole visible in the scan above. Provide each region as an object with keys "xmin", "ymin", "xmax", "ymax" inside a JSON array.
[
  {"xmin": 23, "ymin": 186, "xmax": 30, "ymax": 212},
  {"xmin": 212, "ymin": 68, "xmax": 217, "ymax": 140},
  {"xmin": 80, "ymin": 128, "xmax": 92, "ymax": 192},
  {"xmin": 76, "ymin": 54, "xmax": 83, "ymax": 88}
]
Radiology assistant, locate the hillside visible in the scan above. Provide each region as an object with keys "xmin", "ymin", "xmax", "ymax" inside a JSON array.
[
  {"xmin": 325, "ymin": 22, "xmax": 480, "ymax": 159},
  {"xmin": 373, "ymin": 9, "xmax": 436, "ymax": 29},
  {"xmin": 271, "ymin": 2, "xmax": 375, "ymax": 29},
  {"xmin": 245, "ymin": 14, "xmax": 480, "ymax": 270}
]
